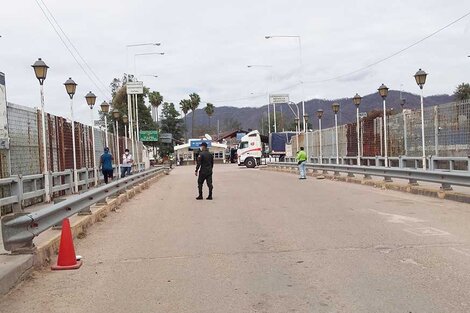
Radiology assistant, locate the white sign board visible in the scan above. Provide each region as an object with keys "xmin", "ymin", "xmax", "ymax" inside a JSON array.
[
  {"xmin": 126, "ymin": 81, "xmax": 144, "ymax": 95},
  {"xmin": 269, "ymin": 94, "xmax": 289, "ymax": 104},
  {"xmin": 285, "ymin": 144, "xmax": 293, "ymax": 157}
]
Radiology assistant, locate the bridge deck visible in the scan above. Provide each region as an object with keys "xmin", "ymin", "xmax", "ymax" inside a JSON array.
[{"xmin": 2, "ymin": 165, "xmax": 470, "ymax": 312}]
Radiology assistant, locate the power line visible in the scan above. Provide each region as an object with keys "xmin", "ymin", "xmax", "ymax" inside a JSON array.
[
  {"xmin": 34, "ymin": 0, "xmax": 109, "ymax": 98},
  {"xmin": 304, "ymin": 10, "xmax": 470, "ymax": 84}
]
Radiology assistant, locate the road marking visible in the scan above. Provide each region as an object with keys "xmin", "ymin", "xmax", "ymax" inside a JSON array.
[
  {"xmin": 403, "ymin": 227, "xmax": 450, "ymax": 236},
  {"xmin": 450, "ymin": 247, "xmax": 470, "ymax": 257}
]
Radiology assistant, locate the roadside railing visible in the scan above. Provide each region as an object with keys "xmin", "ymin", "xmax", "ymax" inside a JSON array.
[
  {"xmin": 1, "ymin": 166, "xmax": 168, "ymax": 253},
  {"xmin": 268, "ymin": 162, "xmax": 470, "ymax": 191}
]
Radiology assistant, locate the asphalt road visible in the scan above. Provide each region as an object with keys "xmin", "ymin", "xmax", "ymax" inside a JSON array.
[{"xmin": 2, "ymin": 165, "xmax": 470, "ymax": 313}]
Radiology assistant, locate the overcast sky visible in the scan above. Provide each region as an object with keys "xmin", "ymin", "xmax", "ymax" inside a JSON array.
[{"xmin": 1, "ymin": 0, "xmax": 469, "ymax": 124}]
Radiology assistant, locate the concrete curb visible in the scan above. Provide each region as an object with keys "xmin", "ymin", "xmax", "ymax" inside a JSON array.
[
  {"xmin": 0, "ymin": 170, "xmax": 168, "ymax": 296},
  {"xmin": 262, "ymin": 166, "xmax": 470, "ymax": 204}
]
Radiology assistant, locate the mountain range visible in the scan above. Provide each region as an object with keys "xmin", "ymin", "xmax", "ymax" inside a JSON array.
[{"xmin": 185, "ymin": 91, "xmax": 454, "ymax": 134}]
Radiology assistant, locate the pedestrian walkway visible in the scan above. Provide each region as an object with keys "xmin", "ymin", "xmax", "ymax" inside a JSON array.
[{"xmin": 1, "ymin": 165, "xmax": 470, "ymax": 312}]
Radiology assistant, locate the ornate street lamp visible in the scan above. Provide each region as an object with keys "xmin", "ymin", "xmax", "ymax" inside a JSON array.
[
  {"xmin": 353, "ymin": 93, "xmax": 362, "ymax": 165},
  {"xmin": 414, "ymin": 69, "xmax": 428, "ymax": 170},
  {"xmin": 85, "ymin": 91, "xmax": 98, "ymax": 185},
  {"xmin": 64, "ymin": 78, "xmax": 78, "ymax": 192},
  {"xmin": 32, "ymin": 58, "xmax": 51, "ymax": 202},
  {"xmin": 100, "ymin": 101, "xmax": 110, "ymax": 147},
  {"xmin": 317, "ymin": 109, "xmax": 324, "ymax": 164},
  {"xmin": 112, "ymin": 109, "xmax": 121, "ymax": 176},
  {"xmin": 378, "ymin": 83, "xmax": 389, "ymax": 167},
  {"xmin": 332, "ymin": 103, "xmax": 340, "ymax": 164}
]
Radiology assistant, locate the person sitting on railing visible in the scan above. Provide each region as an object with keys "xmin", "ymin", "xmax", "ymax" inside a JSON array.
[{"xmin": 100, "ymin": 147, "xmax": 114, "ymax": 184}]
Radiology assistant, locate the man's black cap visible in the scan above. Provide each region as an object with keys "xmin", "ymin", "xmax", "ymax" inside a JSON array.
[{"xmin": 200, "ymin": 142, "xmax": 208, "ymax": 147}]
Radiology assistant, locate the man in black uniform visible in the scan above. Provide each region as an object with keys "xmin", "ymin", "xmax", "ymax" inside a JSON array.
[{"xmin": 195, "ymin": 142, "xmax": 214, "ymax": 200}]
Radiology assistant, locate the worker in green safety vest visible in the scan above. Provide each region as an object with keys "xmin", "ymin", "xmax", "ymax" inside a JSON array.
[{"xmin": 296, "ymin": 147, "xmax": 307, "ymax": 180}]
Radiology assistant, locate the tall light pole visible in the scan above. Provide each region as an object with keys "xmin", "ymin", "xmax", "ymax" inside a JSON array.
[
  {"xmin": 378, "ymin": 84, "xmax": 389, "ymax": 167},
  {"xmin": 353, "ymin": 93, "xmax": 362, "ymax": 165},
  {"xmin": 133, "ymin": 52, "xmax": 165, "ymax": 78},
  {"xmin": 32, "ymin": 58, "xmax": 51, "ymax": 202},
  {"xmin": 112, "ymin": 109, "xmax": 121, "ymax": 176},
  {"xmin": 400, "ymin": 98, "xmax": 407, "ymax": 156},
  {"xmin": 414, "ymin": 68, "xmax": 428, "ymax": 170},
  {"xmin": 317, "ymin": 109, "xmax": 324, "ymax": 164},
  {"xmin": 126, "ymin": 42, "xmax": 161, "ymax": 77},
  {"xmin": 303, "ymin": 114, "xmax": 309, "ymax": 160},
  {"xmin": 294, "ymin": 117, "xmax": 300, "ymax": 150},
  {"xmin": 265, "ymin": 35, "xmax": 305, "ymax": 132},
  {"xmin": 332, "ymin": 102, "xmax": 340, "ymax": 164},
  {"xmin": 122, "ymin": 114, "xmax": 128, "ymax": 149},
  {"xmin": 247, "ymin": 65, "xmax": 273, "ymax": 133},
  {"xmin": 100, "ymin": 101, "xmax": 110, "ymax": 147},
  {"xmin": 64, "ymin": 78, "xmax": 78, "ymax": 193},
  {"xmin": 85, "ymin": 91, "xmax": 98, "ymax": 186}
]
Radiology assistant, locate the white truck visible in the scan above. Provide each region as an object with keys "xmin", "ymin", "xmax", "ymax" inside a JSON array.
[{"xmin": 237, "ymin": 130, "xmax": 262, "ymax": 168}]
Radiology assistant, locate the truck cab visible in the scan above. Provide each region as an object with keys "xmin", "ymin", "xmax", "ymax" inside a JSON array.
[{"xmin": 237, "ymin": 130, "xmax": 262, "ymax": 168}]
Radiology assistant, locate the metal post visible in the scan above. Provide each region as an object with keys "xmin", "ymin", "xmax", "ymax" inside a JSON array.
[
  {"xmin": 356, "ymin": 106, "xmax": 360, "ymax": 165},
  {"xmin": 273, "ymin": 103, "xmax": 277, "ymax": 133},
  {"xmin": 319, "ymin": 118, "xmax": 323, "ymax": 164},
  {"xmin": 434, "ymin": 105, "xmax": 438, "ymax": 157},
  {"xmin": 420, "ymin": 88, "xmax": 426, "ymax": 170},
  {"xmin": 334, "ymin": 113, "xmax": 339, "ymax": 164},
  {"xmin": 127, "ymin": 93, "xmax": 135, "ymax": 169},
  {"xmin": 115, "ymin": 120, "xmax": 120, "ymax": 176},
  {"xmin": 40, "ymin": 84, "xmax": 51, "ymax": 202},
  {"xmin": 70, "ymin": 98, "xmax": 78, "ymax": 193},
  {"xmin": 124, "ymin": 124, "xmax": 128, "ymax": 149},
  {"xmin": 104, "ymin": 115, "xmax": 109, "ymax": 147},
  {"xmin": 267, "ymin": 101, "xmax": 271, "ymax": 133},
  {"xmin": 90, "ymin": 108, "xmax": 98, "ymax": 186},
  {"xmin": 134, "ymin": 94, "xmax": 141, "ymax": 172},
  {"xmin": 298, "ymin": 37, "xmax": 305, "ymax": 133},
  {"xmin": 403, "ymin": 111, "xmax": 407, "ymax": 156},
  {"xmin": 383, "ymin": 98, "xmax": 388, "ymax": 167}
]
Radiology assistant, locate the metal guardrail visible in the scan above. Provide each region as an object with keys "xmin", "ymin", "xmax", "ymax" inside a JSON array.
[
  {"xmin": 284, "ymin": 155, "xmax": 470, "ymax": 172},
  {"xmin": 268, "ymin": 162, "xmax": 470, "ymax": 190},
  {"xmin": 1, "ymin": 166, "xmax": 168, "ymax": 253}
]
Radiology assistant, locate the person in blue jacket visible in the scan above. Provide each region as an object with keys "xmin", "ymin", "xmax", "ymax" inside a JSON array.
[{"xmin": 99, "ymin": 147, "xmax": 114, "ymax": 184}]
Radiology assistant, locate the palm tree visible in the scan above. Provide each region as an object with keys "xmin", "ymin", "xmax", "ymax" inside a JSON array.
[
  {"xmin": 204, "ymin": 103, "xmax": 215, "ymax": 129},
  {"xmin": 179, "ymin": 99, "xmax": 191, "ymax": 140},
  {"xmin": 189, "ymin": 93, "xmax": 201, "ymax": 138},
  {"xmin": 148, "ymin": 91, "xmax": 163, "ymax": 125}
]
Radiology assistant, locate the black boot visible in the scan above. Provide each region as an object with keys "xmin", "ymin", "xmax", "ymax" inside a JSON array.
[
  {"xmin": 206, "ymin": 189, "xmax": 213, "ymax": 200},
  {"xmin": 196, "ymin": 185, "xmax": 203, "ymax": 200}
]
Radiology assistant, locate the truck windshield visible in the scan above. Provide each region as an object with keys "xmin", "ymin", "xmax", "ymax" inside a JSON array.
[{"xmin": 239, "ymin": 141, "xmax": 249, "ymax": 149}]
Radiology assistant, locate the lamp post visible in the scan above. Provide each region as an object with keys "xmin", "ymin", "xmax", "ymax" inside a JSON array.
[
  {"xmin": 85, "ymin": 91, "xmax": 98, "ymax": 186},
  {"xmin": 133, "ymin": 52, "xmax": 165, "ymax": 78},
  {"xmin": 294, "ymin": 117, "xmax": 300, "ymax": 151},
  {"xmin": 378, "ymin": 83, "xmax": 389, "ymax": 167},
  {"xmin": 122, "ymin": 114, "xmax": 128, "ymax": 149},
  {"xmin": 64, "ymin": 78, "xmax": 78, "ymax": 193},
  {"xmin": 353, "ymin": 93, "xmax": 362, "ymax": 165},
  {"xmin": 265, "ymin": 35, "xmax": 305, "ymax": 133},
  {"xmin": 317, "ymin": 109, "xmax": 324, "ymax": 164},
  {"xmin": 400, "ymin": 98, "xmax": 408, "ymax": 156},
  {"xmin": 303, "ymin": 114, "xmax": 309, "ymax": 161},
  {"xmin": 100, "ymin": 101, "xmax": 110, "ymax": 147},
  {"xmin": 247, "ymin": 65, "xmax": 273, "ymax": 133},
  {"xmin": 112, "ymin": 109, "xmax": 121, "ymax": 177},
  {"xmin": 332, "ymin": 102, "xmax": 340, "ymax": 164},
  {"xmin": 32, "ymin": 58, "xmax": 51, "ymax": 202},
  {"xmin": 414, "ymin": 68, "xmax": 428, "ymax": 170}
]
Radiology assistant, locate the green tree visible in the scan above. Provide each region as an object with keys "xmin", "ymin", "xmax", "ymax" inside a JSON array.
[
  {"xmin": 148, "ymin": 91, "xmax": 164, "ymax": 126},
  {"xmin": 158, "ymin": 102, "xmax": 183, "ymax": 157},
  {"xmin": 454, "ymin": 83, "xmax": 470, "ymax": 101},
  {"xmin": 179, "ymin": 99, "xmax": 191, "ymax": 140},
  {"xmin": 189, "ymin": 93, "xmax": 201, "ymax": 138},
  {"xmin": 204, "ymin": 103, "xmax": 215, "ymax": 129}
]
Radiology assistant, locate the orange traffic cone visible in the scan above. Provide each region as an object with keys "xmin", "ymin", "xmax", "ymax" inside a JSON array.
[{"xmin": 51, "ymin": 218, "xmax": 82, "ymax": 270}]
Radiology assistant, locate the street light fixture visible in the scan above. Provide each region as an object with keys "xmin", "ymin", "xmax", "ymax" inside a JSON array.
[
  {"xmin": 332, "ymin": 102, "xmax": 340, "ymax": 164},
  {"xmin": 32, "ymin": 58, "xmax": 51, "ymax": 202},
  {"xmin": 317, "ymin": 109, "xmax": 324, "ymax": 164},
  {"xmin": 85, "ymin": 91, "xmax": 98, "ymax": 186},
  {"xmin": 64, "ymin": 78, "xmax": 78, "ymax": 193},
  {"xmin": 353, "ymin": 93, "xmax": 362, "ymax": 165},
  {"xmin": 100, "ymin": 101, "xmax": 110, "ymax": 147},
  {"xmin": 378, "ymin": 83, "xmax": 389, "ymax": 167},
  {"xmin": 112, "ymin": 109, "xmax": 121, "ymax": 176},
  {"xmin": 414, "ymin": 68, "xmax": 428, "ymax": 170}
]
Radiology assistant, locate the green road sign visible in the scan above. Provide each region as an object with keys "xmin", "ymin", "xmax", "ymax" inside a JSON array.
[{"xmin": 139, "ymin": 130, "xmax": 159, "ymax": 142}]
